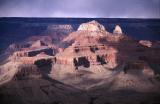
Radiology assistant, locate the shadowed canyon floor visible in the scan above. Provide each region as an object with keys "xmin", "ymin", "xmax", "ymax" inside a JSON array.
[{"xmin": 0, "ymin": 20, "xmax": 160, "ymax": 104}]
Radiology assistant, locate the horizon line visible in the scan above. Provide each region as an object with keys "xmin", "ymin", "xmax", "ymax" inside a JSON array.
[{"xmin": 0, "ymin": 17, "xmax": 160, "ymax": 19}]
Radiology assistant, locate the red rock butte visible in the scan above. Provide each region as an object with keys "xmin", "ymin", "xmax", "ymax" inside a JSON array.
[{"xmin": 0, "ymin": 20, "xmax": 160, "ymax": 92}]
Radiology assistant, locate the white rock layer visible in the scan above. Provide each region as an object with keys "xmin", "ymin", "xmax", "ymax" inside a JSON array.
[
  {"xmin": 113, "ymin": 25, "xmax": 123, "ymax": 34},
  {"xmin": 78, "ymin": 20, "xmax": 106, "ymax": 32}
]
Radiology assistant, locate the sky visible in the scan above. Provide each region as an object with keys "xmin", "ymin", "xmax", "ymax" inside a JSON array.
[{"xmin": 0, "ymin": 0, "xmax": 159, "ymax": 18}]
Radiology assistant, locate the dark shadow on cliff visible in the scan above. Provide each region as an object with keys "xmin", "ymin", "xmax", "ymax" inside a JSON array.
[
  {"xmin": 0, "ymin": 71, "xmax": 86, "ymax": 104},
  {"xmin": 34, "ymin": 58, "xmax": 52, "ymax": 74},
  {"xmin": 34, "ymin": 59, "xmax": 84, "ymax": 92},
  {"xmin": 87, "ymin": 88, "xmax": 160, "ymax": 104}
]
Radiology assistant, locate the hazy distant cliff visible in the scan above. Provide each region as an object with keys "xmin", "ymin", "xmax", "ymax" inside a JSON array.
[{"xmin": 0, "ymin": 18, "xmax": 160, "ymax": 54}]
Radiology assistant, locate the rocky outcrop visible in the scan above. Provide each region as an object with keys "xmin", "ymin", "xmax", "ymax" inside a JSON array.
[
  {"xmin": 139, "ymin": 40, "xmax": 152, "ymax": 47},
  {"xmin": 52, "ymin": 43, "xmax": 118, "ymax": 71},
  {"xmin": 50, "ymin": 20, "xmax": 160, "ymax": 92},
  {"xmin": 113, "ymin": 25, "xmax": 123, "ymax": 34},
  {"xmin": 0, "ymin": 61, "xmax": 41, "ymax": 84},
  {"xmin": 63, "ymin": 23, "xmax": 127, "ymax": 47},
  {"xmin": 6, "ymin": 43, "xmax": 30, "ymax": 54},
  {"xmin": 30, "ymin": 40, "xmax": 46, "ymax": 48},
  {"xmin": 13, "ymin": 47, "xmax": 54, "ymax": 57},
  {"xmin": 78, "ymin": 20, "xmax": 106, "ymax": 32},
  {"xmin": 123, "ymin": 60, "xmax": 154, "ymax": 76},
  {"xmin": 11, "ymin": 51, "xmax": 54, "ymax": 66},
  {"xmin": 54, "ymin": 21, "xmax": 129, "ymax": 74},
  {"xmin": 27, "ymin": 47, "xmax": 54, "ymax": 57},
  {"xmin": 13, "ymin": 64, "xmax": 41, "ymax": 80},
  {"xmin": 53, "ymin": 21, "xmax": 139, "ymax": 73}
]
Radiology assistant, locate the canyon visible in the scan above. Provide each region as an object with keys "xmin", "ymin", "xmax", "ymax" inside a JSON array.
[{"xmin": 0, "ymin": 20, "xmax": 160, "ymax": 104}]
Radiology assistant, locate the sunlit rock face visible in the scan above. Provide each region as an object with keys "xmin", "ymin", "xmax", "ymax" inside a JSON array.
[
  {"xmin": 78, "ymin": 20, "xmax": 106, "ymax": 32},
  {"xmin": 52, "ymin": 21, "xmax": 119, "ymax": 75},
  {"xmin": 113, "ymin": 25, "xmax": 123, "ymax": 34}
]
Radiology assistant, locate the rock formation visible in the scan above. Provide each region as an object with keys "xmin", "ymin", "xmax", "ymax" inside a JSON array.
[
  {"xmin": 113, "ymin": 25, "xmax": 123, "ymax": 34},
  {"xmin": 13, "ymin": 64, "xmax": 41, "ymax": 80},
  {"xmin": 78, "ymin": 20, "xmax": 106, "ymax": 32},
  {"xmin": 139, "ymin": 40, "xmax": 152, "ymax": 47},
  {"xmin": 52, "ymin": 21, "xmax": 123, "ymax": 77},
  {"xmin": 13, "ymin": 47, "xmax": 54, "ymax": 57},
  {"xmin": 50, "ymin": 21, "xmax": 159, "ymax": 92},
  {"xmin": 0, "ymin": 20, "xmax": 160, "ymax": 104},
  {"xmin": 30, "ymin": 40, "xmax": 46, "ymax": 48}
]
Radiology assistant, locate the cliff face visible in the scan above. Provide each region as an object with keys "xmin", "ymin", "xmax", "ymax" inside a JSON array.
[
  {"xmin": 1, "ymin": 20, "xmax": 159, "ymax": 87},
  {"xmin": 113, "ymin": 25, "xmax": 123, "ymax": 34},
  {"xmin": 0, "ymin": 20, "xmax": 160, "ymax": 104},
  {"xmin": 52, "ymin": 21, "xmax": 121, "ymax": 74},
  {"xmin": 52, "ymin": 43, "xmax": 118, "ymax": 70},
  {"xmin": 78, "ymin": 20, "xmax": 106, "ymax": 32},
  {"xmin": 50, "ymin": 21, "xmax": 160, "ymax": 91}
]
